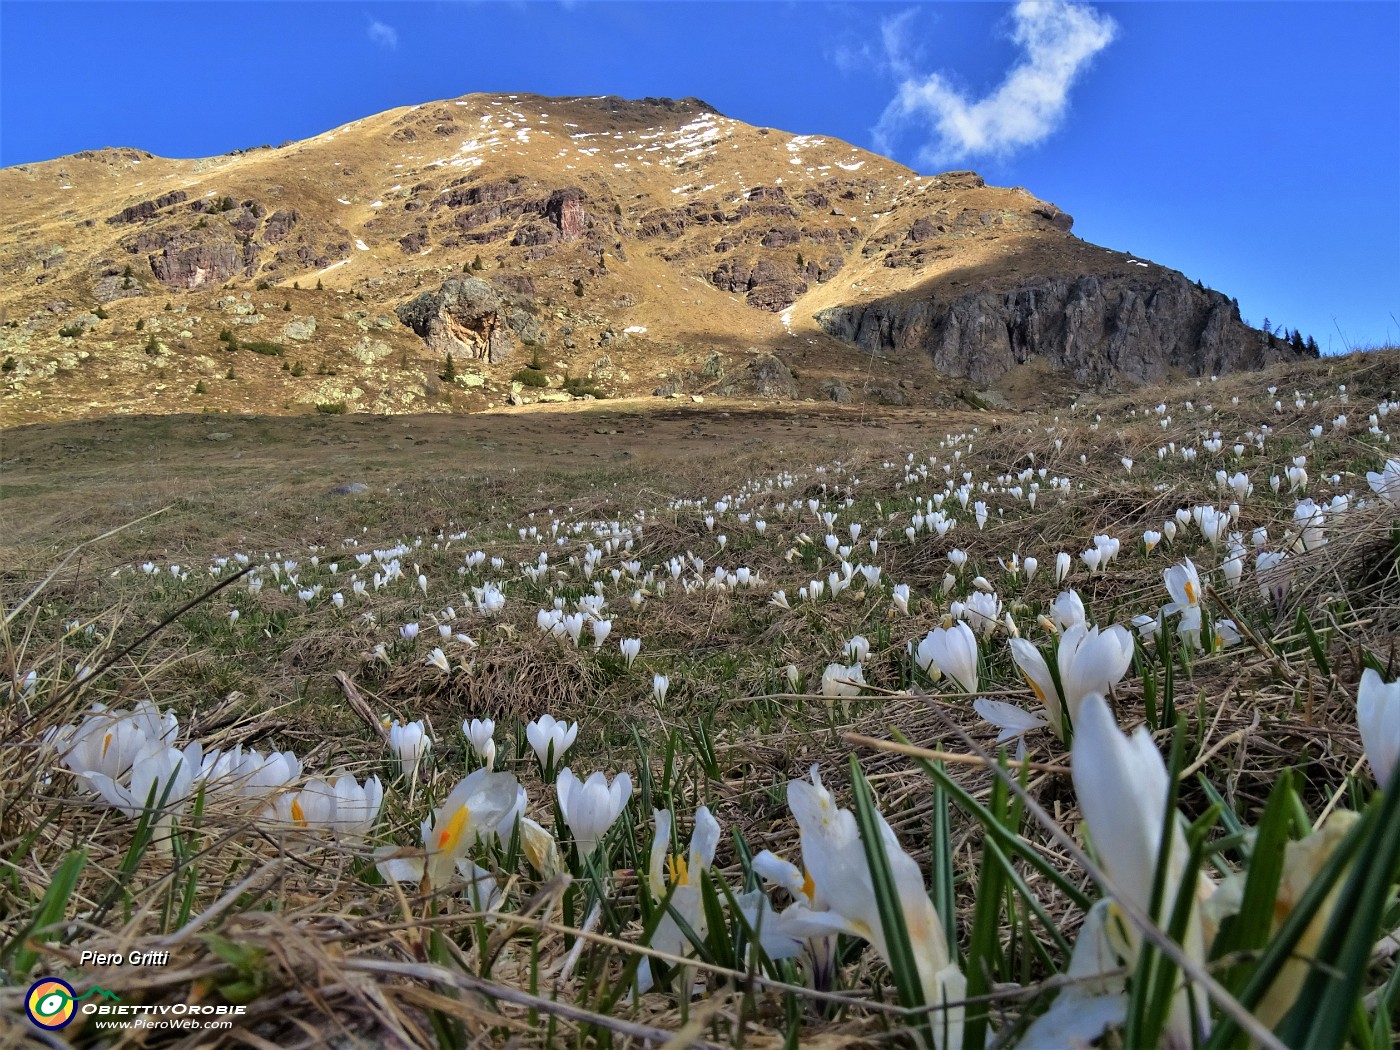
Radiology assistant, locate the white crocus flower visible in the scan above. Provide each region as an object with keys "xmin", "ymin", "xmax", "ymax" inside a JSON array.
[
  {"xmin": 1163, "ymin": 559, "xmax": 1205, "ymax": 644},
  {"xmin": 56, "ymin": 706, "xmax": 150, "ymax": 787},
  {"xmin": 651, "ymin": 674, "xmax": 670, "ymax": 705},
  {"xmin": 266, "ymin": 777, "xmax": 338, "ymax": 831},
  {"xmin": 1071, "ymin": 694, "xmax": 1208, "ymax": 1048},
  {"xmin": 921, "ymin": 622, "xmax": 978, "ymax": 693},
  {"xmin": 1056, "ymin": 624, "xmax": 1136, "ymax": 716},
  {"xmin": 973, "ymin": 697, "xmax": 1049, "ymax": 745},
  {"xmin": 425, "ymin": 647, "xmax": 451, "ymax": 673},
  {"xmin": 1366, "ymin": 458, "xmax": 1400, "ymax": 509},
  {"xmin": 1020, "ymin": 899, "xmax": 1127, "ymax": 1046},
  {"xmin": 526, "ymin": 714, "xmax": 578, "ymax": 771},
  {"xmin": 892, "ymin": 583, "xmax": 910, "ymax": 615},
  {"xmin": 820, "ymin": 662, "xmax": 865, "ymax": 698},
  {"xmin": 619, "ymin": 637, "xmax": 641, "ymax": 667},
  {"xmin": 374, "ymin": 769, "xmax": 521, "ymax": 892},
  {"xmin": 87, "ymin": 739, "xmax": 203, "ymax": 845},
  {"xmin": 748, "ymin": 850, "xmax": 849, "ymax": 989},
  {"xmin": 1050, "ymin": 589, "xmax": 1087, "ymax": 632},
  {"xmin": 591, "ymin": 617, "xmax": 613, "ymax": 649},
  {"xmin": 329, "ymin": 773, "xmax": 384, "ymax": 838},
  {"xmin": 462, "ymin": 718, "xmax": 496, "ymax": 770},
  {"xmin": 388, "ymin": 720, "xmax": 431, "ymax": 780},
  {"xmin": 638, "ymin": 806, "xmax": 722, "ymax": 995},
  {"xmin": 556, "ymin": 767, "xmax": 632, "ymax": 858},
  {"xmin": 788, "ymin": 766, "xmax": 966, "ymax": 1048},
  {"xmin": 1357, "ymin": 668, "xmax": 1400, "ymax": 788},
  {"xmin": 1054, "ymin": 551, "xmax": 1072, "ymax": 584},
  {"xmin": 1255, "ymin": 550, "xmax": 1292, "ymax": 607}
]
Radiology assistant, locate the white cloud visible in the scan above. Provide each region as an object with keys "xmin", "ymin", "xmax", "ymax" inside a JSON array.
[
  {"xmin": 367, "ymin": 18, "xmax": 398, "ymax": 50},
  {"xmin": 873, "ymin": 1, "xmax": 1117, "ymax": 167}
]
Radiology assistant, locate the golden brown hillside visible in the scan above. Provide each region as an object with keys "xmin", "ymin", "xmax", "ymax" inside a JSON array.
[{"xmin": 0, "ymin": 93, "xmax": 1308, "ymax": 426}]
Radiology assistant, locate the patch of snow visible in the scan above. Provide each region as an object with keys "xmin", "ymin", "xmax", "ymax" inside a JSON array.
[
  {"xmin": 337, "ymin": 197, "xmax": 352, "ymax": 205},
  {"xmin": 836, "ymin": 160, "xmax": 864, "ymax": 171},
  {"xmin": 355, "ymin": 239, "xmax": 369, "ymax": 251},
  {"xmin": 780, "ymin": 307, "xmax": 793, "ymax": 334},
  {"xmin": 624, "ymin": 326, "xmax": 647, "ymax": 335},
  {"xmin": 369, "ymin": 201, "xmax": 383, "ymax": 208},
  {"xmin": 516, "ymin": 128, "xmax": 531, "ymax": 143}
]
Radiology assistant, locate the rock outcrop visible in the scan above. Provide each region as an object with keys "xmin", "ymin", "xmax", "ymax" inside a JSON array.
[
  {"xmin": 717, "ymin": 353, "xmax": 798, "ymax": 399},
  {"xmin": 814, "ymin": 271, "xmax": 1313, "ymax": 386},
  {"xmin": 396, "ymin": 277, "xmax": 542, "ymax": 364}
]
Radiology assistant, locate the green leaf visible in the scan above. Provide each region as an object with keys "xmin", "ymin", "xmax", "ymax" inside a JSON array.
[{"xmin": 5, "ymin": 848, "xmax": 86, "ymax": 977}]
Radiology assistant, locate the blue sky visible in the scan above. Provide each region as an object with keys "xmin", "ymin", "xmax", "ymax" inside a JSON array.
[{"xmin": 3, "ymin": 1, "xmax": 1396, "ymax": 351}]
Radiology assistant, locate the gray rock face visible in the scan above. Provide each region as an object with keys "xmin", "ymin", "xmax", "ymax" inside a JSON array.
[
  {"xmin": 814, "ymin": 271, "xmax": 1313, "ymax": 386},
  {"xmin": 148, "ymin": 231, "xmax": 249, "ymax": 289},
  {"xmin": 395, "ymin": 277, "xmax": 519, "ymax": 363},
  {"xmin": 281, "ymin": 316, "xmax": 317, "ymax": 342}
]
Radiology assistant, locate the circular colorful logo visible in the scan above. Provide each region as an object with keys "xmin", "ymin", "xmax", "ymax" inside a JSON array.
[{"xmin": 25, "ymin": 977, "xmax": 77, "ymax": 1029}]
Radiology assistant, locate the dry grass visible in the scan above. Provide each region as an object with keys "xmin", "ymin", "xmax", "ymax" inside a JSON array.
[{"xmin": 2, "ymin": 348, "xmax": 1398, "ymax": 1046}]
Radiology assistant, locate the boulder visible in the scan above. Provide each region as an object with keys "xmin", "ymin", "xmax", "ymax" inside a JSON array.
[
  {"xmin": 719, "ymin": 354, "xmax": 797, "ymax": 400},
  {"xmin": 395, "ymin": 277, "xmax": 515, "ymax": 363}
]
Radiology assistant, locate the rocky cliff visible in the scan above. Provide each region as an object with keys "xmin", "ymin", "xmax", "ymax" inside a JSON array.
[{"xmin": 815, "ymin": 269, "xmax": 1298, "ymax": 386}]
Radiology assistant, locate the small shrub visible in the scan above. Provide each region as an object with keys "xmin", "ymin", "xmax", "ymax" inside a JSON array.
[
  {"xmin": 144, "ymin": 334, "xmax": 159, "ymax": 356},
  {"xmin": 281, "ymin": 360, "xmax": 290, "ymax": 371},
  {"xmin": 122, "ymin": 264, "xmax": 134, "ymax": 279},
  {"xmin": 290, "ymin": 360, "xmax": 306, "ymax": 377},
  {"xmin": 94, "ymin": 305, "xmax": 109, "ymax": 320},
  {"xmin": 225, "ymin": 368, "xmax": 236, "ymax": 380},
  {"xmin": 1, "ymin": 355, "xmax": 16, "ymax": 373},
  {"xmin": 512, "ymin": 367, "xmax": 549, "ymax": 388},
  {"xmin": 164, "ymin": 302, "xmax": 173, "ymax": 311},
  {"xmin": 441, "ymin": 352, "xmax": 457, "ymax": 381},
  {"xmin": 316, "ymin": 279, "xmax": 323, "ymax": 291},
  {"xmin": 293, "ymin": 281, "xmax": 300, "ymax": 290},
  {"xmin": 135, "ymin": 319, "xmax": 145, "ymax": 331},
  {"xmin": 194, "ymin": 380, "xmax": 206, "ymax": 395},
  {"xmin": 563, "ymin": 376, "xmax": 606, "ymax": 399},
  {"xmin": 471, "ymin": 254, "xmax": 484, "ymax": 271},
  {"xmin": 315, "ymin": 402, "xmax": 347, "ymax": 414},
  {"xmin": 243, "ymin": 341, "xmax": 285, "ymax": 357},
  {"xmin": 283, "ymin": 301, "xmax": 292, "ymax": 312},
  {"xmin": 218, "ymin": 329, "xmax": 236, "ymax": 344},
  {"xmin": 58, "ymin": 324, "xmax": 83, "ymax": 338},
  {"xmin": 256, "ymin": 279, "xmax": 271, "ymax": 290}
]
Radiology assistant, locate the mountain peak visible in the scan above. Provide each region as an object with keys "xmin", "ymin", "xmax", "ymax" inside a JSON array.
[{"xmin": 0, "ymin": 92, "xmax": 1310, "ymax": 424}]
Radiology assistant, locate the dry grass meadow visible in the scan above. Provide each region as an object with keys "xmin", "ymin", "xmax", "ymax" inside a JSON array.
[{"xmin": 2, "ymin": 348, "xmax": 1400, "ymax": 1048}]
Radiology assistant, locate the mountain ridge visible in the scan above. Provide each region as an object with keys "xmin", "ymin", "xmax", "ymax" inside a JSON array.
[{"xmin": 0, "ymin": 92, "xmax": 1310, "ymax": 425}]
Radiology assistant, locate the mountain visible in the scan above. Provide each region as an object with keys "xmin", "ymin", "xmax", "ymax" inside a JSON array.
[{"xmin": 0, "ymin": 93, "xmax": 1310, "ymax": 424}]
